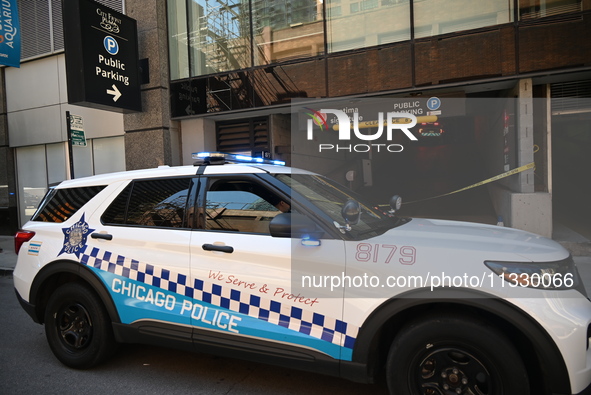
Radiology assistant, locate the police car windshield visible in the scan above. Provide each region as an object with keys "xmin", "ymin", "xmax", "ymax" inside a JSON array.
[{"xmin": 275, "ymin": 174, "xmax": 399, "ymax": 238}]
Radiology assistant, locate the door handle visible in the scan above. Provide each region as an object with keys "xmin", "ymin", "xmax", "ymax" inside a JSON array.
[
  {"xmin": 202, "ymin": 243, "xmax": 234, "ymax": 253},
  {"xmin": 91, "ymin": 232, "xmax": 113, "ymax": 241}
]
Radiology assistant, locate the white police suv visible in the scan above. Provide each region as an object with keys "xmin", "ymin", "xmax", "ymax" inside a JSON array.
[{"xmin": 13, "ymin": 152, "xmax": 591, "ymax": 395}]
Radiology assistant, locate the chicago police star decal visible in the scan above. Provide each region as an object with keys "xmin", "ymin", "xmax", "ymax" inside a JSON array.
[{"xmin": 58, "ymin": 213, "xmax": 94, "ymax": 258}]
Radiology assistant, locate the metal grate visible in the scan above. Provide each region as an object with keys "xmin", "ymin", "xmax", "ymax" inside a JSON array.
[
  {"xmin": 19, "ymin": 0, "xmax": 124, "ymax": 61},
  {"xmin": 216, "ymin": 118, "xmax": 269, "ymax": 155},
  {"xmin": 19, "ymin": 0, "xmax": 52, "ymax": 59}
]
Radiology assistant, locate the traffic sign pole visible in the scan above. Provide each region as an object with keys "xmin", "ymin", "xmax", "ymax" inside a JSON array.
[{"xmin": 66, "ymin": 111, "xmax": 75, "ymax": 179}]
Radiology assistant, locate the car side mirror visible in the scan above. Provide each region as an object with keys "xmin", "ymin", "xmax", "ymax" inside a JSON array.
[
  {"xmin": 389, "ymin": 195, "xmax": 402, "ymax": 214},
  {"xmin": 269, "ymin": 213, "xmax": 324, "ymax": 240},
  {"xmin": 341, "ymin": 199, "xmax": 361, "ymax": 226}
]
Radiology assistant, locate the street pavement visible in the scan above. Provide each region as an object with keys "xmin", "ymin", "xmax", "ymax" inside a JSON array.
[{"xmin": 0, "ymin": 236, "xmax": 16, "ymax": 275}]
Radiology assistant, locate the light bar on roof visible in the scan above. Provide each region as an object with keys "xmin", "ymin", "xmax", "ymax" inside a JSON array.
[{"xmin": 192, "ymin": 152, "xmax": 286, "ymax": 166}]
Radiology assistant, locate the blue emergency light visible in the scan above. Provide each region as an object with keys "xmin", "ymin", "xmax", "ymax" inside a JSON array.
[{"xmin": 192, "ymin": 152, "xmax": 286, "ymax": 166}]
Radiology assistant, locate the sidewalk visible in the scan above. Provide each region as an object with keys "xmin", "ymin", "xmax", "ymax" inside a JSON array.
[{"xmin": 0, "ymin": 235, "xmax": 17, "ymax": 276}]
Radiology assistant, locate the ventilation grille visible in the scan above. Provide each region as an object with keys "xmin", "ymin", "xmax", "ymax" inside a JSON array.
[
  {"xmin": 217, "ymin": 118, "xmax": 269, "ymax": 155},
  {"xmin": 19, "ymin": 0, "xmax": 124, "ymax": 61}
]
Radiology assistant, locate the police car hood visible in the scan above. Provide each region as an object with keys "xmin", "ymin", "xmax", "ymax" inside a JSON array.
[{"xmin": 385, "ymin": 218, "xmax": 568, "ymax": 262}]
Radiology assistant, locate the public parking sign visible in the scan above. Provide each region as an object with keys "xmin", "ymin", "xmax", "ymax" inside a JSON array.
[{"xmin": 63, "ymin": 0, "xmax": 141, "ymax": 113}]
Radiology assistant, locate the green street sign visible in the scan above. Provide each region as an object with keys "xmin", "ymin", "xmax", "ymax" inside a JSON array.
[{"xmin": 70, "ymin": 115, "xmax": 87, "ymax": 147}]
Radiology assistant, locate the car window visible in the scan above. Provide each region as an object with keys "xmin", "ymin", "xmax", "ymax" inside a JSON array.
[
  {"xmin": 204, "ymin": 178, "xmax": 287, "ymax": 234},
  {"xmin": 32, "ymin": 186, "xmax": 106, "ymax": 223},
  {"xmin": 275, "ymin": 173, "xmax": 400, "ymax": 239},
  {"xmin": 102, "ymin": 178, "xmax": 193, "ymax": 228}
]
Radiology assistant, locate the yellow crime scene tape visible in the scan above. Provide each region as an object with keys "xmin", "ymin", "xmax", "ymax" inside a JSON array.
[
  {"xmin": 402, "ymin": 162, "xmax": 536, "ymax": 205},
  {"xmin": 332, "ymin": 116, "xmax": 439, "ymax": 131}
]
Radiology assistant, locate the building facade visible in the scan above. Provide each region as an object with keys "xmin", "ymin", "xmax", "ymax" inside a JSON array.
[{"xmin": 2, "ymin": 0, "xmax": 590, "ymax": 241}]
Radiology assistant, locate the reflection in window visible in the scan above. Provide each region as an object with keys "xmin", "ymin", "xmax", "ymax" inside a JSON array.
[
  {"xmin": 102, "ymin": 178, "xmax": 192, "ymax": 228},
  {"xmin": 32, "ymin": 186, "xmax": 106, "ymax": 223},
  {"xmin": 414, "ymin": 0, "xmax": 513, "ymax": 39},
  {"xmin": 326, "ymin": 0, "xmax": 410, "ymax": 53},
  {"xmin": 16, "ymin": 145, "xmax": 48, "ymax": 224},
  {"xmin": 188, "ymin": 0, "xmax": 252, "ymax": 76},
  {"xmin": 205, "ymin": 179, "xmax": 283, "ymax": 234},
  {"xmin": 519, "ymin": 0, "xmax": 582, "ymax": 20},
  {"xmin": 253, "ymin": 0, "xmax": 324, "ymax": 64},
  {"xmin": 167, "ymin": 0, "xmax": 190, "ymax": 80}
]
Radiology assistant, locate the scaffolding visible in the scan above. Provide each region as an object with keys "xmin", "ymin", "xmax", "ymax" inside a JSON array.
[
  {"xmin": 194, "ymin": 0, "xmax": 250, "ymax": 74},
  {"xmin": 193, "ymin": 0, "xmax": 314, "ymax": 111}
]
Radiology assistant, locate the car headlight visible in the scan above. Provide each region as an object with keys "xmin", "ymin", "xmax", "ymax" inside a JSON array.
[{"xmin": 484, "ymin": 257, "xmax": 587, "ymax": 296}]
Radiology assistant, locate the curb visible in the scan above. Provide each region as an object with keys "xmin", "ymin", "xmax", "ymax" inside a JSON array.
[
  {"xmin": 559, "ymin": 241, "xmax": 591, "ymax": 256},
  {"xmin": 0, "ymin": 268, "xmax": 13, "ymax": 276},
  {"xmin": 558, "ymin": 242, "xmax": 591, "ymax": 257}
]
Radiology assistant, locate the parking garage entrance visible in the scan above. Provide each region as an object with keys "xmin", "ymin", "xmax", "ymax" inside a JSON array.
[{"xmin": 290, "ymin": 95, "xmax": 524, "ymax": 227}]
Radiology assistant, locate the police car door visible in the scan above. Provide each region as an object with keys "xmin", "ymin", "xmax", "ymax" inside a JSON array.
[
  {"xmin": 92, "ymin": 177, "xmax": 196, "ymax": 340},
  {"xmin": 188, "ymin": 174, "xmax": 350, "ymax": 363}
]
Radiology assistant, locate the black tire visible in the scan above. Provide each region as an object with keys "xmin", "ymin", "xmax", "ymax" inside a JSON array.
[
  {"xmin": 387, "ymin": 313, "xmax": 529, "ymax": 395},
  {"xmin": 44, "ymin": 282, "xmax": 117, "ymax": 369}
]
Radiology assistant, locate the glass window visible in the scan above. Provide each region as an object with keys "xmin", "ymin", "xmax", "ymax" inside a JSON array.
[
  {"xmin": 93, "ymin": 136, "xmax": 126, "ymax": 175},
  {"xmin": 327, "ymin": 0, "xmax": 410, "ymax": 53},
  {"xmin": 519, "ymin": 0, "xmax": 582, "ymax": 20},
  {"xmin": 16, "ymin": 145, "xmax": 48, "ymax": 224},
  {"xmin": 101, "ymin": 183, "xmax": 131, "ymax": 225},
  {"xmin": 46, "ymin": 143, "xmax": 67, "ymax": 185},
  {"xmin": 102, "ymin": 178, "xmax": 192, "ymax": 228},
  {"xmin": 253, "ymin": 0, "xmax": 324, "ymax": 64},
  {"xmin": 414, "ymin": 0, "xmax": 513, "ymax": 39},
  {"xmin": 188, "ymin": 0, "xmax": 252, "ymax": 76},
  {"xmin": 73, "ymin": 143, "xmax": 94, "ymax": 179},
  {"xmin": 32, "ymin": 186, "xmax": 106, "ymax": 223},
  {"xmin": 276, "ymin": 173, "xmax": 400, "ymax": 239},
  {"xmin": 167, "ymin": 0, "xmax": 190, "ymax": 80},
  {"xmin": 204, "ymin": 178, "xmax": 286, "ymax": 234}
]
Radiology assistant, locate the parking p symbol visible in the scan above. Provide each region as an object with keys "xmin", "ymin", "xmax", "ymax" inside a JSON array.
[
  {"xmin": 427, "ymin": 97, "xmax": 441, "ymax": 111},
  {"xmin": 104, "ymin": 36, "xmax": 119, "ymax": 55}
]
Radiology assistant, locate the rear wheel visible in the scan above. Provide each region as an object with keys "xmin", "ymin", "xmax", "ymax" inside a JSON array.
[
  {"xmin": 44, "ymin": 282, "xmax": 117, "ymax": 369},
  {"xmin": 386, "ymin": 313, "xmax": 529, "ymax": 395}
]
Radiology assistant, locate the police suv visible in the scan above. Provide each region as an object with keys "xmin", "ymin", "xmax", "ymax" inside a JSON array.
[{"xmin": 13, "ymin": 152, "xmax": 591, "ymax": 395}]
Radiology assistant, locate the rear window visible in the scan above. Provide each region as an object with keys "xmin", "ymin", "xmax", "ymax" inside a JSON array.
[{"xmin": 31, "ymin": 186, "xmax": 106, "ymax": 223}]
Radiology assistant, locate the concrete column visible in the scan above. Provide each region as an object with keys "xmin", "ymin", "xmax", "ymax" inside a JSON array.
[
  {"xmin": 123, "ymin": 0, "xmax": 178, "ymax": 170},
  {"xmin": 180, "ymin": 118, "xmax": 217, "ymax": 165},
  {"xmin": 0, "ymin": 68, "xmax": 18, "ymax": 233},
  {"xmin": 497, "ymin": 79, "xmax": 552, "ymax": 237},
  {"xmin": 515, "ymin": 79, "xmax": 535, "ymax": 193}
]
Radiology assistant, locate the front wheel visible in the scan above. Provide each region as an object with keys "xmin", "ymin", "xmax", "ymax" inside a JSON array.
[
  {"xmin": 44, "ymin": 282, "xmax": 117, "ymax": 369},
  {"xmin": 387, "ymin": 313, "xmax": 529, "ymax": 395}
]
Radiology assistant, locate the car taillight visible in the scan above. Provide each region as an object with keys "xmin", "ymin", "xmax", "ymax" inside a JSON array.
[{"xmin": 15, "ymin": 230, "xmax": 36, "ymax": 254}]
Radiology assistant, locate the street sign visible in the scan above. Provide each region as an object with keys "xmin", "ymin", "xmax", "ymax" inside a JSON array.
[
  {"xmin": 69, "ymin": 115, "xmax": 87, "ymax": 147},
  {"xmin": 63, "ymin": 0, "xmax": 141, "ymax": 113}
]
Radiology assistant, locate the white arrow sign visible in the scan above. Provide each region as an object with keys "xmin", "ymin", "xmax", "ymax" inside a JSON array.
[{"xmin": 106, "ymin": 84, "xmax": 122, "ymax": 102}]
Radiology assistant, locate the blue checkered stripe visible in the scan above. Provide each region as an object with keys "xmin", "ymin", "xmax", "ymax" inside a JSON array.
[{"xmin": 79, "ymin": 246, "xmax": 358, "ymax": 350}]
